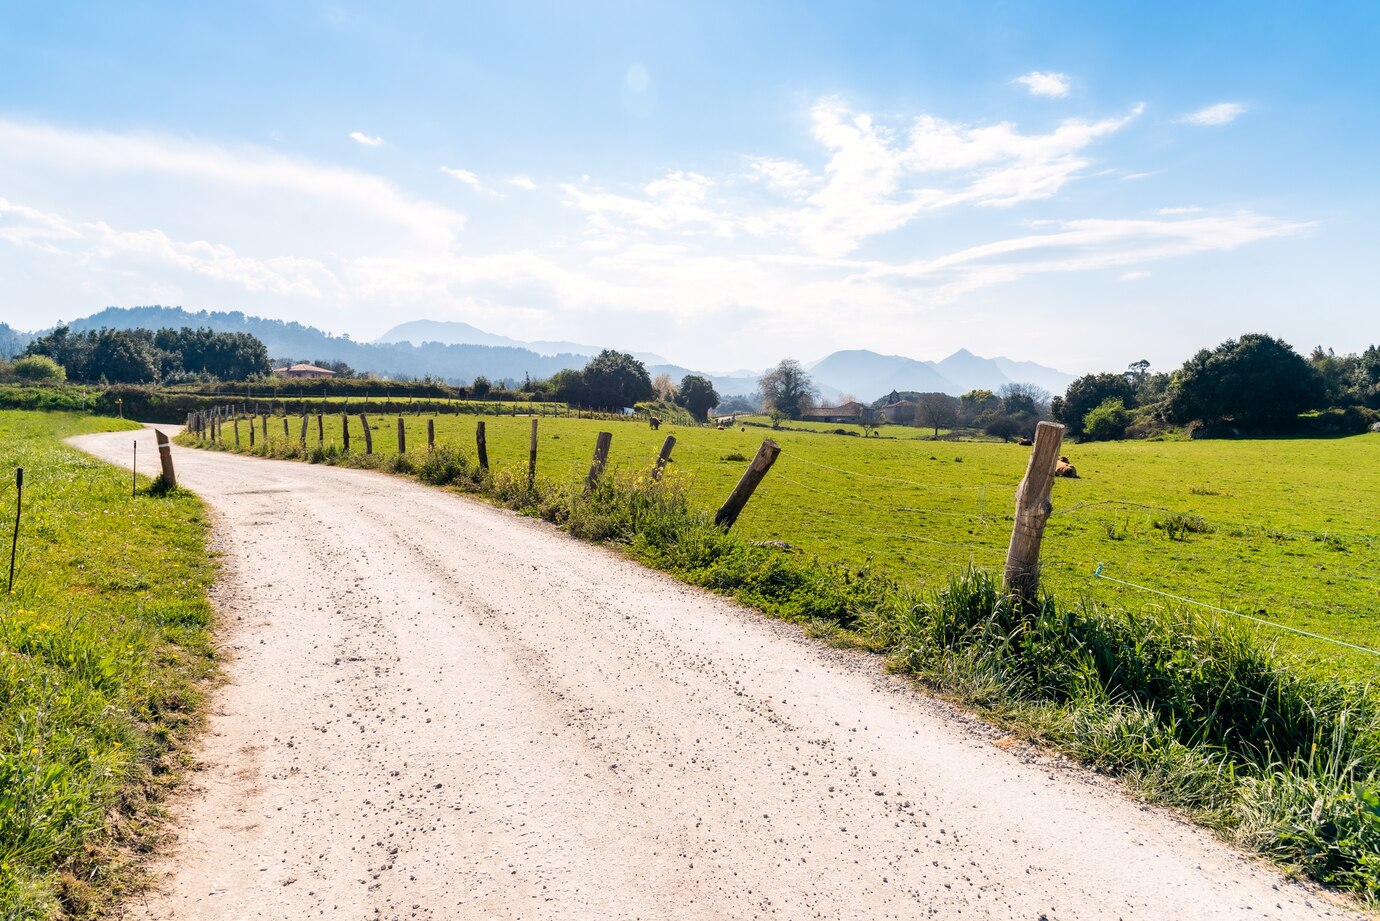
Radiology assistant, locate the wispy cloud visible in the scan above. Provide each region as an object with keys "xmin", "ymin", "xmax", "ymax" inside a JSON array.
[
  {"xmin": 506, "ymin": 175, "xmax": 536, "ymax": 190},
  {"xmin": 1013, "ymin": 71, "xmax": 1071, "ymax": 98},
  {"xmin": 441, "ymin": 166, "xmax": 496, "ymax": 195},
  {"xmin": 1119, "ymin": 270, "xmax": 1151, "ymax": 281},
  {"xmin": 1181, "ymin": 102, "xmax": 1246, "ymax": 126},
  {"xmin": 1156, "ymin": 206, "xmax": 1201, "ymax": 215},
  {"xmin": 349, "ymin": 131, "xmax": 384, "ymax": 147}
]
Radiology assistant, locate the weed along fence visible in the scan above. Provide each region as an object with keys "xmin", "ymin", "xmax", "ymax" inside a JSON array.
[
  {"xmin": 184, "ymin": 405, "xmax": 1081, "ymax": 592},
  {"xmin": 177, "ymin": 404, "xmax": 1380, "ymax": 672}
]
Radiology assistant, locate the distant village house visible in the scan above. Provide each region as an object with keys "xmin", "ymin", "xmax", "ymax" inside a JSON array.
[
  {"xmin": 800, "ymin": 401, "xmax": 868, "ymax": 423},
  {"xmin": 275, "ymin": 363, "xmax": 337, "ymax": 380}
]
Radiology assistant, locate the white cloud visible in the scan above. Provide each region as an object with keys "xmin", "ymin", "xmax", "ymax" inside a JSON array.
[
  {"xmin": 1156, "ymin": 206, "xmax": 1201, "ymax": 215},
  {"xmin": 349, "ymin": 131, "xmax": 384, "ymax": 146},
  {"xmin": 441, "ymin": 166, "xmax": 497, "ymax": 195},
  {"xmin": 1013, "ymin": 71, "xmax": 1071, "ymax": 98},
  {"xmin": 1181, "ymin": 102, "xmax": 1246, "ymax": 126},
  {"xmin": 506, "ymin": 175, "xmax": 537, "ymax": 190},
  {"xmin": 1118, "ymin": 270, "xmax": 1151, "ymax": 281}
]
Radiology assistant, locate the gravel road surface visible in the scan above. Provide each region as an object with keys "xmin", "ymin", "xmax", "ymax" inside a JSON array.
[{"xmin": 74, "ymin": 427, "xmax": 1358, "ymax": 920}]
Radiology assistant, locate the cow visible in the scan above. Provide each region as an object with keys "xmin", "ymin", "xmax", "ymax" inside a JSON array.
[
  {"xmin": 1017, "ymin": 436, "xmax": 1033, "ymax": 446},
  {"xmin": 649, "ymin": 416, "xmax": 662, "ymax": 430},
  {"xmin": 1054, "ymin": 456, "xmax": 1078, "ymax": 478}
]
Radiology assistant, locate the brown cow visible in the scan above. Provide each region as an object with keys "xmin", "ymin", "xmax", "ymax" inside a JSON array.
[
  {"xmin": 1017, "ymin": 436, "xmax": 1033, "ymax": 446},
  {"xmin": 1054, "ymin": 456, "xmax": 1078, "ymax": 478}
]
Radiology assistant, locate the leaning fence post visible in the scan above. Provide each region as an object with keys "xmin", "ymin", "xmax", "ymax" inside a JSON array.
[
  {"xmin": 584, "ymin": 431, "xmax": 612, "ymax": 494},
  {"xmin": 154, "ymin": 429, "xmax": 177, "ymax": 489},
  {"xmin": 1002, "ymin": 420, "xmax": 1066, "ymax": 605},
  {"xmin": 342, "ymin": 413, "xmax": 350, "ymax": 451},
  {"xmin": 528, "ymin": 418, "xmax": 538, "ymax": 485},
  {"xmin": 7, "ymin": 467, "xmax": 21, "ymax": 593},
  {"xmin": 359, "ymin": 414, "xmax": 373, "ymax": 454},
  {"xmin": 300, "ymin": 414, "xmax": 308, "ymax": 444},
  {"xmin": 476, "ymin": 421, "xmax": 489, "ymax": 471},
  {"xmin": 397, "ymin": 417, "xmax": 406, "ymax": 454},
  {"xmin": 651, "ymin": 434, "xmax": 676, "ymax": 481},
  {"xmin": 715, "ymin": 439, "xmax": 780, "ymax": 529}
]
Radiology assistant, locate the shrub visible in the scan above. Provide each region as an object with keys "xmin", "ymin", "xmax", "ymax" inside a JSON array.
[
  {"xmin": 1082, "ymin": 397, "xmax": 1132, "ymax": 441},
  {"xmin": 11, "ymin": 355, "xmax": 66, "ymax": 383}
]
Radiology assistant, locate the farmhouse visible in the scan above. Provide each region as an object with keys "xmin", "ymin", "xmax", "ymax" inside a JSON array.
[
  {"xmin": 880, "ymin": 399, "xmax": 918, "ymax": 424},
  {"xmin": 275, "ymin": 363, "xmax": 336, "ymax": 380},
  {"xmin": 801, "ymin": 401, "xmax": 868, "ymax": 423}
]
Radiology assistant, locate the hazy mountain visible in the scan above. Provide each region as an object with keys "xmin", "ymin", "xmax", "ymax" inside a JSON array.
[
  {"xmin": 807, "ymin": 350, "xmax": 956, "ymax": 401},
  {"xmin": 62, "ymin": 306, "xmax": 586, "ymax": 385},
  {"xmin": 376, "ymin": 319, "xmax": 668, "ymax": 365},
  {"xmin": 0, "ymin": 322, "xmax": 31, "ymax": 359},
  {"xmin": 31, "ymin": 306, "xmax": 1074, "ymax": 402},
  {"xmin": 990, "ymin": 356, "xmax": 1076, "ymax": 397}
]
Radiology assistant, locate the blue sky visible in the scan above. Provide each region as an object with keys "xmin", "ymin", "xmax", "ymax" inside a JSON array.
[{"xmin": 1, "ymin": 1, "xmax": 1376, "ymax": 374}]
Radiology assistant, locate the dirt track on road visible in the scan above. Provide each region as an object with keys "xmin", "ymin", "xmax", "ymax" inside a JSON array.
[{"xmin": 74, "ymin": 428, "xmax": 1356, "ymax": 920}]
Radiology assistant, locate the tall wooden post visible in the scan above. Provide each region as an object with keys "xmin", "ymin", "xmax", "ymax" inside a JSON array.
[
  {"xmin": 233, "ymin": 418, "xmax": 240, "ymax": 447},
  {"xmin": 1003, "ymin": 420, "xmax": 1066, "ymax": 605},
  {"xmin": 154, "ymin": 429, "xmax": 177, "ymax": 488},
  {"xmin": 397, "ymin": 417, "xmax": 406, "ymax": 454},
  {"xmin": 528, "ymin": 418, "xmax": 538, "ymax": 485},
  {"xmin": 249, "ymin": 419, "xmax": 256, "ymax": 447},
  {"xmin": 282, "ymin": 416, "xmax": 289, "ymax": 439},
  {"xmin": 317, "ymin": 413, "xmax": 324, "ymax": 444},
  {"xmin": 427, "ymin": 418, "xmax": 435, "ymax": 451},
  {"xmin": 261, "ymin": 414, "xmax": 268, "ymax": 442},
  {"xmin": 300, "ymin": 414, "xmax": 309, "ymax": 444},
  {"xmin": 342, "ymin": 413, "xmax": 350, "ymax": 451},
  {"xmin": 715, "ymin": 439, "xmax": 780, "ymax": 529},
  {"xmin": 359, "ymin": 414, "xmax": 373, "ymax": 454},
  {"xmin": 584, "ymin": 431, "xmax": 613, "ymax": 494},
  {"xmin": 476, "ymin": 421, "xmax": 489, "ymax": 471},
  {"xmin": 651, "ymin": 435, "xmax": 676, "ymax": 481}
]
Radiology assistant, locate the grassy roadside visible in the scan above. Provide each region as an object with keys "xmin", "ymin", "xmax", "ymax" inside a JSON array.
[
  {"xmin": 1, "ymin": 411, "xmax": 216, "ymax": 920},
  {"xmin": 183, "ymin": 430, "xmax": 1380, "ymax": 904}
]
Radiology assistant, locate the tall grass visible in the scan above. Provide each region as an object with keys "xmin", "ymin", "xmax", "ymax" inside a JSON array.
[
  {"xmin": 0, "ymin": 412, "xmax": 215, "ymax": 920},
  {"xmin": 183, "ymin": 426, "xmax": 1380, "ymax": 901}
]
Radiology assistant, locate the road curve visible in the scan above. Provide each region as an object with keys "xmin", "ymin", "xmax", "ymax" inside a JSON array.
[{"xmin": 74, "ymin": 427, "xmax": 1354, "ymax": 921}]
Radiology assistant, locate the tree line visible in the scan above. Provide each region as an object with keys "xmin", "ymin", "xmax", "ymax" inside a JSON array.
[{"xmin": 19, "ymin": 326, "xmax": 273, "ymax": 384}]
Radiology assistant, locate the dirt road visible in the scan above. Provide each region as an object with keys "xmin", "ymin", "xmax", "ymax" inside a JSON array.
[{"xmin": 75, "ymin": 428, "xmax": 1354, "ymax": 920}]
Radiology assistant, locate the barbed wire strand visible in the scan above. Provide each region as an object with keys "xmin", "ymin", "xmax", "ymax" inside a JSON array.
[{"xmin": 1092, "ymin": 563, "xmax": 1380, "ymax": 657}]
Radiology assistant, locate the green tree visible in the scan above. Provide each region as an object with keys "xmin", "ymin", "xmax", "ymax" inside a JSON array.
[
  {"xmin": 1082, "ymin": 397, "xmax": 1132, "ymax": 441},
  {"xmin": 758, "ymin": 358, "xmax": 816, "ymax": 421},
  {"xmin": 11, "ymin": 354, "xmax": 66, "ymax": 383},
  {"xmin": 1165, "ymin": 333, "xmax": 1325, "ymax": 430},
  {"xmin": 959, "ymin": 389, "xmax": 999, "ymax": 426},
  {"xmin": 675, "ymin": 374, "xmax": 720, "ymax": 422},
  {"xmin": 581, "ymin": 350, "xmax": 653, "ymax": 408},
  {"xmin": 1056, "ymin": 373, "xmax": 1136, "ymax": 437},
  {"xmin": 471, "ymin": 375, "xmax": 492, "ymax": 398},
  {"xmin": 915, "ymin": 392, "xmax": 960, "ymax": 437}
]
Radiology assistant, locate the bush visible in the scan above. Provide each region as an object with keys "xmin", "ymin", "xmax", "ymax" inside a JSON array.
[
  {"xmin": 1082, "ymin": 397, "xmax": 1131, "ymax": 441},
  {"xmin": 11, "ymin": 355, "xmax": 66, "ymax": 383}
]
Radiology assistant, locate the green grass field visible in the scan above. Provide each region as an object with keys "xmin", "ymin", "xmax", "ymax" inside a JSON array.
[
  {"xmin": 0, "ymin": 411, "xmax": 215, "ymax": 920},
  {"xmin": 236, "ymin": 410, "xmax": 1380, "ymax": 673}
]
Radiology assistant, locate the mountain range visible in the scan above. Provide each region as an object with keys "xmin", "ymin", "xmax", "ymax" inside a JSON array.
[{"xmin": 13, "ymin": 307, "xmax": 1074, "ymax": 402}]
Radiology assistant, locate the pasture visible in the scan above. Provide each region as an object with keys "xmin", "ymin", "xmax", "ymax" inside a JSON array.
[{"xmin": 233, "ymin": 410, "xmax": 1380, "ymax": 673}]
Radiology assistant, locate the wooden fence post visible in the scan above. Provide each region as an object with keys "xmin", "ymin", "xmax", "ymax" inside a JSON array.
[
  {"xmin": 283, "ymin": 416, "xmax": 289, "ymax": 439},
  {"xmin": 300, "ymin": 414, "xmax": 308, "ymax": 444},
  {"xmin": 528, "ymin": 418, "xmax": 538, "ymax": 485},
  {"xmin": 715, "ymin": 439, "xmax": 780, "ymax": 529},
  {"xmin": 341, "ymin": 413, "xmax": 350, "ymax": 451},
  {"xmin": 427, "ymin": 418, "xmax": 435, "ymax": 451},
  {"xmin": 233, "ymin": 417, "xmax": 240, "ymax": 447},
  {"xmin": 1003, "ymin": 420, "xmax": 1066, "ymax": 605},
  {"xmin": 651, "ymin": 435, "xmax": 676, "ymax": 481},
  {"xmin": 476, "ymin": 421, "xmax": 489, "ymax": 471},
  {"xmin": 317, "ymin": 413, "xmax": 324, "ymax": 444},
  {"xmin": 359, "ymin": 414, "xmax": 373, "ymax": 454},
  {"xmin": 397, "ymin": 417, "xmax": 406, "ymax": 454},
  {"xmin": 261, "ymin": 414, "xmax": 268, "ymax": 442},
  {"xmin": 584, "ymin": 431, "xmax": 612, "ymax": 494},
  {"xmin": 249, "ymin": 418, "xmax": 256, "ymax": 447},
  {"xmin": 154, "ymin": 429, "xmax": 177, "ymax": 488}
]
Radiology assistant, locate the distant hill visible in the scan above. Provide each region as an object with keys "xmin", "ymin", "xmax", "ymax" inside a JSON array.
[
  {"xmin": 0, "ymin": 322, "xmax": 31, "ymax": 359},
  {"xmin": 376, "ymin": 319, "xmax": 668, "ymax": 365},
  {"xmin": 22, "ymin": 306, "xmax": 1075, "ymax": 400},
  {"xmin": 64, "ymin": 307, "xmax": 586, "ymax": 385},
  {"xmin": 806, "ymin": 349, "xmax": 1072, "ymax": 401}
]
